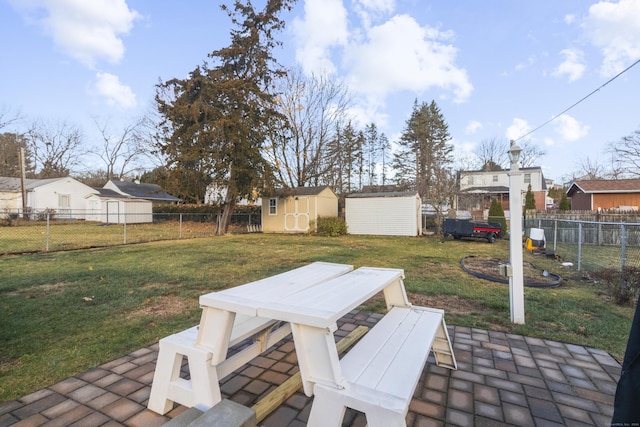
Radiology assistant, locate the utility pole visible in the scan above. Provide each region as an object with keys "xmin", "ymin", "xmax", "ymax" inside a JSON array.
[{"xmin": 19, "ymin": 146, "xmax": 27, "ymax": 219}]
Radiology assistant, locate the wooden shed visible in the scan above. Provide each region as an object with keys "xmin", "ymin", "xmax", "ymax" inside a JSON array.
[
  {"xmin": 261, "ymin": 186, "xmax": 338, "ymax": 233},
  {"xmin": 567, "ymin": 179, "xmax": 640, "ymax": 211},
  {"xmin": 346, "ymin": 191, "xmax": 422, "ymax": 236}
]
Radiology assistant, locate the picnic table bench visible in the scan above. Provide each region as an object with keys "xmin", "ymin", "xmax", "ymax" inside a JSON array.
[{"xmin": 148, "ymin": 262, "xmax": 457, "ymax": 427}]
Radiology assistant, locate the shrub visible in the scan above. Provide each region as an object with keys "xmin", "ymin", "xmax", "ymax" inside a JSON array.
[
  {"xmin": 591, "ymin": 266, "xmax": 640, "ymax": 305},
  {"xmin": 314, "ymin": 216, "xmax": 348, "ymax": 237},
  {"xmin": 488, "ymin": 198, "xmax": 507, "ymax": 238}
]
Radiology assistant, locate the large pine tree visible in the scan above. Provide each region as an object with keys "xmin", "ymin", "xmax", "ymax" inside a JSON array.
[
  {"xmin": 155, "ymin": 0, "xmax": 294, "ymax": 233},
  {"xmin": 393, "ymin": 100, "xmax": 454, "ymax": 228}
]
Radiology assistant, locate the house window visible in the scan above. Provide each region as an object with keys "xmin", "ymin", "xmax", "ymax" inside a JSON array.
[
  {"xmin": 493, "ymin": 175, "xmax": 498, "ymax": 183},
  {"xmin": 269, "ymin": 198, "xmax": 277, "ymax": 215},
  {"xmin": 524, "ymin": 174, "xmax": 531, "ymax": 184},
  {"xmin": 58, "ymin": 194, "xmax": 70, "ymax": 208},
  {"xmin": 468, "ymin": 176, "xmax": 474, "ymax": 185}
]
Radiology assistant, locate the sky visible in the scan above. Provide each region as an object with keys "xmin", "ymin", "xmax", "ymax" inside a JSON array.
[{"xmin": 1, "ymin": 0, "xmax": 640, "ymax": 184}]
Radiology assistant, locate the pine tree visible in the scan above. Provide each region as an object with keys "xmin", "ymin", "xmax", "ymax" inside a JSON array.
[
  {"xmin": 392, "ymin": 99, "xmax": 453, "ymax": 226},
  {"xmin": 488, "ymin": 198, "xmax": 507, "ymax": 237},
  {"xmin": 559, "ymin": 192, "xmax": 571, "ymax": 210},
  {"xmin": 155, "ymin": 0, "xmax": 294, "ymax": 232},
  {"xmin": 525, "ymin": 184, "xmax": 536, "ymax": 210}
]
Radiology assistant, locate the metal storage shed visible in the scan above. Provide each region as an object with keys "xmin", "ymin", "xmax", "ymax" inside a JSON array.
[{"xmin": 346, "ymin": 191, "xmax": 422, "ymax": 236}]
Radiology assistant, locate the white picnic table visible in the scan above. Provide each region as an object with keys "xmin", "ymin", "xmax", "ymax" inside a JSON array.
[{"xmin": 196, "ymin": 262, "xmax": 411, "ymax": 397}]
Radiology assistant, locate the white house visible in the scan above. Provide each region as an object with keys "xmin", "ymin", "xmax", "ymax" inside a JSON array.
[
  {"xmin": 0, "ymin": 176, "xmax": 98, "ymax": 219},
  {"xmin": 345, "ymin": 191, "xmax": 423, "ymax": 237},
  {"xmin": 457, "ymin": 166, "xmax": 547, "ymax": 217},
  {"xmin": 86, "ymin": 189, "xmax": 153, "ymax": 224}
]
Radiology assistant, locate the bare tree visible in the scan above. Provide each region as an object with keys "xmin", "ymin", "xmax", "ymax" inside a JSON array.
[
  {"xmin": 474, "ymin": 137, "xmax": 509, "ymax": 170},
  {"xmin": 575, "ymin": 156, "xmax": 606, "ymax": 180},
  {"xmin": 264, "ymin": 69, "xmax": 351, "ymax": 188},
  {"xmin": 519, "ymin": 140, "xmax": 546, "ymax": 168},
  {"xmin": 608, "ymin": 129, "xmax": 640, "ymax": 178},
  {"xmin": 0, "ymin": 107, "xmax": 22, "ymax": 131},
  {"xmin": 27, "ymin": 120, "xmax": 84, "ymax": 178},
  {"xmin": 92, "ymin": 117, "xmax": 149, "ymax": 180}
]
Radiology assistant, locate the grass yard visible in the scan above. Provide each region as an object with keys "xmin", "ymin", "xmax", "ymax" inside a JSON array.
[
  {"xmin": 0, "ymin": 233, "xmax": 634, "ymax": 403},
  {"xmin": 0, "ymin": 219, "xmax": 217, "ymax": 254}
]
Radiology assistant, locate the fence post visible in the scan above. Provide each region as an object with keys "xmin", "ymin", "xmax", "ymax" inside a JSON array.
[
  {"xmin": 621, "ymin": 223, "xmax": 627, "ymax": 272},
  {"xmin": 577, "ymin": 222, "xmax": 582, "ymax": 271},
  {"xmin": 123, "ymin": 214, "xmax": 127, "ymax": 245},
  {"xmin": 179, "ymin": 213, "xmax": 183, "ymax": 239},
  {"xmin": 553, "ymin": 219, "xmax": 557, "ymax": 251},
  {"xmin": 45, "ymin": 212, "xmax": 50, "ymax": 252}
]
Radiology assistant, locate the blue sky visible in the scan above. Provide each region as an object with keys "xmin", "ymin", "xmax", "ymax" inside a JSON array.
[{"xmin": 1, "ymin": 0, "xmax": 639, "ymax": 183}]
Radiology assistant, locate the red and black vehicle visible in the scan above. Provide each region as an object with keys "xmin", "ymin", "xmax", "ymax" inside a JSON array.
[{"xmin": 442, "ymin": 218, "xmax": 501, "ymax": 243}]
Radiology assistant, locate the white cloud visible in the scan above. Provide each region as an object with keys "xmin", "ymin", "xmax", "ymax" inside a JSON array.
[
  {"xmin": 343, "ymin": 14, "xmax": 473, "ymax": 103},
  {"xmin": 582, "ymin": 0, "xmax": 640, "ymax": 76},
  {"xmin": 355, "ymin": 0, "xmax": 394, "ymax": 12},
  {"xmin": 465, "ymin": 120, "xmax": 482, "ymax": 135},
  {"xmin": 554, "ymin": 115, "xmax": 589, "ymax": 142},
  {"xmin": 506, "ymin": 118, "xmax": 531, "ymax": 142},
  {"xmin": 10, "ymin": 0, "xmax": 139, "ymax": 68},
  {"xmin": 95, "ymin": 72, "xmax": 137, "ymax": 108},
  {"xmin": 552, "ymin": 48, "xmax": 586, "ymax": 82},
  {"xmin": 292, "ymin": 0, "xmax": 349, "ymax": 75},
  {"xmin": 564, "ymin": 14, "xmax": 576, "ymax": 25}
]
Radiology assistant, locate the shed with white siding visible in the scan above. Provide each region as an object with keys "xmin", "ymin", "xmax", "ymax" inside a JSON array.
[
  {"xmin": 85, "ymin": 189, "xmax": 153, "ymax": 224},
  {"xmin": 345, "ymin": 191, "xmax": 422, "ymax": 236}
]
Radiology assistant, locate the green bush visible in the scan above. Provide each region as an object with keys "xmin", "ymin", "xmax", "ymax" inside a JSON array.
[
  {"xmin": 315, "ymin": 216, "xmax": 348, "ymax": 237},
  {"xmin": 488, "ymin": 198, "xmax": 507, "ymax": 238},
  {"xmin": 591, "ymin": 266, "xmax": 640, "ymax": 305}
]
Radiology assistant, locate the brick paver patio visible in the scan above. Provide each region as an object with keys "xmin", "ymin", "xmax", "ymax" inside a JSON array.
[{"xmin": 0, "ymin": 310, "xmax": 621, "ymax": 426}]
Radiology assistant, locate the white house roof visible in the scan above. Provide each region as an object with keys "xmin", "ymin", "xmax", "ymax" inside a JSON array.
[{"xmin": 0, "ymin": 176, "xmax": 71, "ymax": 192}]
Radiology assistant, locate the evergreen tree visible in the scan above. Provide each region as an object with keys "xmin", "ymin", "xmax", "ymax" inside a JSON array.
[
  {"xmin": 488, "ymin": 198, "xmax": 507, "ymax": 237},
  {"xmin": 155, "ymin": 0, "xmax": 294, "ymax": 232},
  {"xmin": 393, "ymin": 99, "xmax": 454, "ymax": 225},
  {"xmin": 525, "ymin": 184, "xmax": 536, "ymax": 210},
  {"xmin": 559, "ymin": 192, "xmax": 571, "ymax": 210}
]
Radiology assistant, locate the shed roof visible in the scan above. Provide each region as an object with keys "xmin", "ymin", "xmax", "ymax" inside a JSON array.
[
  {"xmin": 346, "ymin": 191, "xmax": 419, "ymax": 199},
  {"xmin": 274, "ymin": 186, "xmax": 336, "ymax": 197},
  {"xmin": 106, "ymin": 180, "xmax": 181, "ymax": 202},
  {"xmin": 89, "ymin": 188, "xmax": 137, "ymax": 200},
  {"xmin": 567, "ymin": 179, "xmax": 640, "ymax": 196}
]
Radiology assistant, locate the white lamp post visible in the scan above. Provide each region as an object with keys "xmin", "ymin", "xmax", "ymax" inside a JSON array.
[{"xmin": 508, "ymin": 140, "xmax": 525, "ymax": 324}]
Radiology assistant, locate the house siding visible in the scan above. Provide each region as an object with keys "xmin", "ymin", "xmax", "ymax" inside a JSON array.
[
  {"xmin": 592, "ymin": 194, "xmax": 640, "ymax": 211},
  {"xmin": 261, "ymin": 187, "xmax": 338, "ymax": 233},
  {"xmin": 346, "ymin": 194, "xmax": 421, "ymax": 236},
  {"xmin": 570, "ymin": 193, "xmax": 592, "ymax": 210},
  {"xmin": 29, "ymin": 178, "xmax": 97, "ymax": 219}
]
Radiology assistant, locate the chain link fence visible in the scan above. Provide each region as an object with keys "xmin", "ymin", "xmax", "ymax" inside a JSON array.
[
  {"xmin": 525, "ymin": 217, "xmax": 640, "ymax": 273},
  {"xmin": 0, "ymin": 211, "xmax": 262, "ymax": 255}
]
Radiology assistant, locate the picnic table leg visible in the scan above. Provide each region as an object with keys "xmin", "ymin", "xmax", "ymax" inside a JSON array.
[
  {"xmin": 382, "ymin": 276, "xmax": 411, "ymax": 309},
  {"xmin": 196, "ymin": 308, "xmax": 236, "ymax": 365},
  {"xmin": 290, "ymin": 322, "xmax": 344, "ymax": 396}
]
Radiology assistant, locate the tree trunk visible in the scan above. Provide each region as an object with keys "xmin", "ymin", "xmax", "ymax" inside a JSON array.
[{"xmin": 216, "ymin": 189, "xmax": 237, "ymax": 235}]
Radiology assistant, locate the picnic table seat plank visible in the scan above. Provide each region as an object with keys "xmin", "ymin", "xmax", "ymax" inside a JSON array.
[{"xmin": 307, "ymin": 306, "xmax": 457, "ymax": 427}]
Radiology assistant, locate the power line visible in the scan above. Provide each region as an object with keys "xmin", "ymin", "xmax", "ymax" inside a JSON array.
[{"xmin": 514, "ymin": 57, "xmax": 640, "ymax": 143}]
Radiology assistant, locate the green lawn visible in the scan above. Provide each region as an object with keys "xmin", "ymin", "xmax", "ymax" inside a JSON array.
[{"xmin": 0, "ymin": 233, "xmax": 633, "ymax": 403}]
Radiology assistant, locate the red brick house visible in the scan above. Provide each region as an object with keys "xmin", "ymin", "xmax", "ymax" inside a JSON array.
[{"xmin": 566, "ymin": 179, "xmax": 640, "ymax": 211}]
